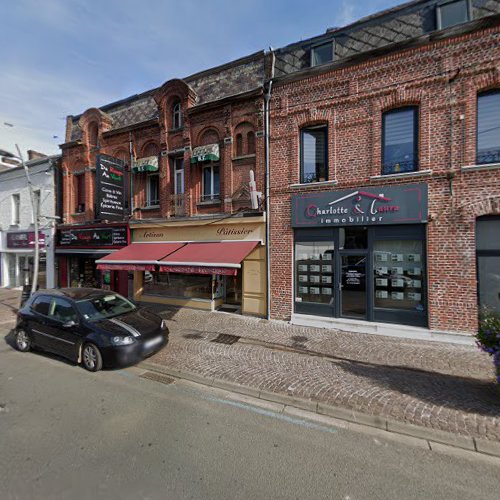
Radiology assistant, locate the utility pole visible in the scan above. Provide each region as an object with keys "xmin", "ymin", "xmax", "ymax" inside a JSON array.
[{"xmin": 15, "ymin": 145, "xmax": 40, "ymax": 295}]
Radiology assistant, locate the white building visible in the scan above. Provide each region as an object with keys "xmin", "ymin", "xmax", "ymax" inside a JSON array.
[{"xmin": 0, "ymin": 153, "xmax": 61, "ymax": 289}]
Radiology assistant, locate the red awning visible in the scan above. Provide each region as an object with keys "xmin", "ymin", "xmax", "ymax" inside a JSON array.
[
  {"xmin": 158, "ymin": 241, "xmax": 260, "ymax": 275},
  {"xmin": 96, "ymin": 242, "xmax": 185, "ymax": 271}
]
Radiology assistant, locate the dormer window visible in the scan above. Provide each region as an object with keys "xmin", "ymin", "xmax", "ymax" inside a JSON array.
[
  {"xmin": 88, "ymin": 122, "xmax": 98, "ymax": 148},
  {"xmin": 436, "ymin": 0, "xmax": 470, "ymax": 30},
  {"xmin": 172, "ymin": 101, "xmax": 182, "ymax": 130},
  {"xmin": 311, "ymin": 42, "xmax": 334, "ymax": 67}
]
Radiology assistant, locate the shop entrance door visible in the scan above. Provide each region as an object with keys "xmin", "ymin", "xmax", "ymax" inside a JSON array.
[{"xmin": 340, "ymin": 254, "xmax": 367, "ymax": 319}]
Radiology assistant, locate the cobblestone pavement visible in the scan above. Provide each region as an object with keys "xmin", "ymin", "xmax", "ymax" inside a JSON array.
[
  {"xmin": 2, "ymin": 288, "xmax": 498, "ymax": 441},
  {"xmin": 146, "ymin": 305, "xmax": 500, "ymax": 442}
]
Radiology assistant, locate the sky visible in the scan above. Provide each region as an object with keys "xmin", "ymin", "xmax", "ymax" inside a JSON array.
[{"xmin": 0, "ymin": 0, "xmax": 403, "ymax": 156}]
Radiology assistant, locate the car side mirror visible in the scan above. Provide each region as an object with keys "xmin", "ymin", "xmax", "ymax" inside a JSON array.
[{"xmin": 62, "ymin": 320, "xmax": 78, "ymax": 328}]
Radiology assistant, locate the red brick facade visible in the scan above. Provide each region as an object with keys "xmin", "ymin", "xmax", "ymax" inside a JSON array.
[{"xmin": 269, "ymin": 25, "xmax": 500, "ymax": 334}]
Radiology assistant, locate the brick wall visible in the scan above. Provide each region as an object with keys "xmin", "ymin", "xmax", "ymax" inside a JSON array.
[{"xmin": 269, "ymin": 25, "xmax": 500, "ymax": 334}]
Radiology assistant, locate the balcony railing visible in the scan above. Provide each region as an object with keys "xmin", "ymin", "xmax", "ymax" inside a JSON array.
[
  {"xmin": 171, "ymin": 193, "xmax": 185, "ymax": 217},
  {"xmin": 477, "ymin": 148, "xmax": 500, "ymax": 165}
]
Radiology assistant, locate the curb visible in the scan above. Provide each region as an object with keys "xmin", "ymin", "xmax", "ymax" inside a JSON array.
[{"xmin": 139, "ymin": 360, "xmax": 500, "ymax": 459}]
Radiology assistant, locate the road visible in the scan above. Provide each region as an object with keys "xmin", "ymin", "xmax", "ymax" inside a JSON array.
[{"xmin": 1, "ymin": 331, "xmax": 499, "ymax": 500}]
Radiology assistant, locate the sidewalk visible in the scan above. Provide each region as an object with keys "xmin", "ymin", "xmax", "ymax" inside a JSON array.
[{"xmin": 143, "ymin": 304, "xmax": 500, "ymax": 448}]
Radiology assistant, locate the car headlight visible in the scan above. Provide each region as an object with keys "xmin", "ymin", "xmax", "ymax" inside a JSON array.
[
  {"xmin": 111, "ymin": 335, "xmax": 135, "ymax": 346},
  {"xmin": 160, "ymin": 319, "xmax": 168, "ymax": 330}
]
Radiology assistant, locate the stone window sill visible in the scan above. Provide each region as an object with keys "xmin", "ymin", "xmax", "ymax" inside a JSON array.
[
  {"xmin": 139, "ymin": 205, "xmax": 160, "ymax": 211},
  {"xmin": 461, "ymin": 163, "xmax": 500, "ymax": 173},
  {"xmin": 71, "ymin": 212, "xmax": 86, "ymax": 216},
  {"xmin": 232, "ymin": 154, "xmax": 256, "ymax": 161},
  {"xmin": 370, "ymin": 169, "xmax": 432, "ymax": 181},
  {"xmin": 197, "ymin": 199, "xmax": 221, "ymax": 207},
  {"xmin": 288, "ymin": 180, "xmax": 338, "ymax": 189}
]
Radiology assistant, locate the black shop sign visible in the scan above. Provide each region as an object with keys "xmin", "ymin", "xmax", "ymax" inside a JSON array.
[
  {"xmin": 57, "ymin": 226, "xmax": 128, "ymax": 248},
  {"xmin": 96, "ymin": 154, "xmax": 126, "ymax": 221},
  {"xmin": 292, "ymin": 183, "xmax": 428, "ymax": 227}
]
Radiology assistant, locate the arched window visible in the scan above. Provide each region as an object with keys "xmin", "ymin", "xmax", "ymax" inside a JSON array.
[
  {"xmin": 236, "ymin": 134, "xmax": 243, "ymax": 156},
  {"xmin": 88, "ymin": 122, "xmax": 98, "ymax": 148},
  {"xmin": 172, "ymin": 101, "xmax": 182, "ymax": 129},
  {"xmin": 142, "ymin": 142, "xmax": 159, "ymax": 158},
  {"xmin": 247, "ymin": 131, "xmax": 255, "ymax": 155}
]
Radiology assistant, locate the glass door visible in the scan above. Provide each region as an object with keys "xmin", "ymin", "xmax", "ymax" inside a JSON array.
[{"xmin": 340, "ymin": 254, "xmax": 367, "ymax": 319}]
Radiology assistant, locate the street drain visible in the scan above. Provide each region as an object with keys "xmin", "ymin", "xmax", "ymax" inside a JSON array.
[
  {"xmin": 140, "ymin": 371, "xmax": 175, "ymax": 385},
  {"xmin": 211, "ymin": 334, "xmax": 241, "ymax": 345}
]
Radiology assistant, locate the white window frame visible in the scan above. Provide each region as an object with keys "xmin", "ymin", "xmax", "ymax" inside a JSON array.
[
  {"xmin": 12, "ymin": 193, "xmax": 20, "ymax": 225},
  {"xmin": 436, "ymin": 0, "xmax": 471, "ymax": 30},
  {"xmin": 202, "ymin": 164, "xmax": 220, "ymax": 201},
  {"xmin": 146, "ymin": 173, "xmax": 160, "ymax": 207},
  {"xmin": 172, "ymin": 101, "xmax": 182, "ymax": 130},
  {"xmin": 173, "ymin": 158, "xmax": 184, "ymax": 195}
]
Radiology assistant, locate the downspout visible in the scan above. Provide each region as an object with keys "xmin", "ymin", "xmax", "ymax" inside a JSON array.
[
  {"xmin": 129, "ymin": 131, "xmax": 134, "ymax": 217},
  {"xmin": 264, "ymin": 48, "xmax": 275, "ymax": 320}
]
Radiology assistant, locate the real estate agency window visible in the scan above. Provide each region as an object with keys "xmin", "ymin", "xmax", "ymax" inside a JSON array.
[
  {"xmin": 477, "ymin": 89, "xmax": 500, "ymax": 165},
  {"xmin": 311, "ymin": 42, "xmax": 334, "ymax": 67},
  {"xmin": 436, "ymin": 0, "xmax": 470, "ymax": 30},
  {"xmin": 300, "ymin": 126, "xmax": 328, "ymax": 183},
  {"xmin": 75, "ymin": 174, "xmax": 85, "ymax": 213},
  {"xmin": 146, "ymin": 174, "xmax": 160, "ymax": 207},
  {"xmin": 382, "ymin": 107, "xmax": 418, "ymax": 175},
  {"xmin": 202, "ymin": 164, "xmax": 220, "ymax": 201}
]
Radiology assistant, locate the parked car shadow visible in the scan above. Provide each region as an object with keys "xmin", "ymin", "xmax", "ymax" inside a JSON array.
[
  {"xmin": 336, "ymin": 359, "xmax": 500, "ymax": 418},
  {"xmin": 138, "ymin": 303, "xmax": 179, "ymax": 321}
]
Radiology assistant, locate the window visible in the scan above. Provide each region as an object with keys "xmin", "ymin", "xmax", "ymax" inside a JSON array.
[
  {"xmin": 88, "ymin": 122, "xmax": 98, "ymax": 148},
  {"xmin": 382, "ymin": 107, "xmax": 418, "ymax": 175},
  {"xmin": 202, "ymin": 165, "xmax": 220, "ymax": 201},
  {"xmin": 50, "ymin": 297, "xmax": 78, "ymax": 323},
  {"xmin": 247, "ymin": 131, "xmax": 255, "ymax": 154},
  {"xmin": 33, "ymin": 189, "xmax": 40, "ymax": 223},
  {"xmin": 143, "ymin": 272, "xmax": 213, "ymax": 300},
  {"xmin": 173, "ymin": 158, "xmax": 184, "ymax": 195},
  {"xmin": 11, "ymin": 193, "xmax": 20, "ymax": 225},
  {"xmin": 236, "ymin": 134, "xmax": 243, "ymax": 156},
  {"xmin": 311, "ymin": 42, "xmax": 334, "ymax": 67},
  {"xmin": 147, "ymin": 174, "xmax": 160, "ymax": 207},
  {"xmin": 172, "ymin": 101, "xmax": 182, "ymax": 130},
  {"xmin": 436, "ymin": 0, "xmax": 470, "ymax": 30},
  {"xmin": 75, "ymin": 174, "xmax": 85, "ymax": 213},
  {"xmin": 477, "ymin": 90, "xmax": 500, "ymax": 165},
  {"xmin": 300, "ymin": 126, "xmax": 328, "ymax": 183},
  {"xmin": 31, "ymin": 295, "xmax": 52, "ymax": 316}
]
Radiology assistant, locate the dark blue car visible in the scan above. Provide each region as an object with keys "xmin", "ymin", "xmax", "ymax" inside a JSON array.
[{"xmin": 15, "ymin": 288, "xmax": 169, "ymax": 371}]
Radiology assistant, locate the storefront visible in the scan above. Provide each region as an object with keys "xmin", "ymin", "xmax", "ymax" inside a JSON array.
[
  {"xmin": 95, "ymin": 216, "xmax": 266, "ymax": 316},
  {"xmin": 291, "ymin": 183, "xmax": 428, "ymax": 328},
  {"xmin": 1, "ymin": 230, "xmax": 54, "ymax": 289},
  {"xmin": 56, "ymin": 224, "xmax": 130, "ymax": 296}
]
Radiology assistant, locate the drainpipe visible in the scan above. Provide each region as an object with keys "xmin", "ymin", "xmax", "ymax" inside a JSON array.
[
  {"xmin": 264, "ymin": 48, "xmax": 275, "ymax": 320},
  {"xmin": 129, "ymin": 132, "xmax": 134, "ymax": 217}
]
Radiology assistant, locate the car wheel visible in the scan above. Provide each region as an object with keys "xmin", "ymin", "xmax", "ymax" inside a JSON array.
[
  {"xmin": 15, "ymin": 329, "xmax": 31, "ymax": 352},
  {"xmin": 82, "ymin": 343, "xmax": 103, "ymax": 372}
]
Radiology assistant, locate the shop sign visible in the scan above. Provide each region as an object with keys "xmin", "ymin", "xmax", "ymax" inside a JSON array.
[
  {"xmin": 132, "ymin": 156, "xmax": 159, "ymax": 173},
  {"xmin": 7, "ymin": 231, "xmax": 46, "ymax": 249},
  {"xmin": 96, "ymin": 154, "xmax": 126, "ymax": 221},
  {"xmin": 57, "ymin": 226, "xmax": 128, "ymax": 248},
  {"xmin": 190, "ymin": 144, "xmax": 219, "ymax": 164},
  {"xmin": 292, "ymin": 183, "xmax": 428, "ymax": 227}
]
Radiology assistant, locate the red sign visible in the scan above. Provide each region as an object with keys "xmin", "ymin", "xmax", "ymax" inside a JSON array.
[{"xmin": 7, "ymin": 232, "xmax": 46, "ymax": 249}]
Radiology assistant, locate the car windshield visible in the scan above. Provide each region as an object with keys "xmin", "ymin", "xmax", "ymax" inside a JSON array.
[{"xmin": 75, "ymin": 293, "xmax": 136, "ymax": 322}]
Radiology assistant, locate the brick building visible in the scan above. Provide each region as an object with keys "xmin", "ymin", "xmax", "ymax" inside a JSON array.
[
  {"xmin": 268, "ymin": 0, "xmax": 500, "ymax": 337},
  {"xmin": 58, "ymin": 53, "xmax": 268, "ymax": 315}
]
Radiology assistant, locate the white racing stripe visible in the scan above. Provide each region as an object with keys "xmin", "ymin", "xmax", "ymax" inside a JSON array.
[{"xmin": 109, "ymin": 318, "xmax": 141, "ymax": 337}]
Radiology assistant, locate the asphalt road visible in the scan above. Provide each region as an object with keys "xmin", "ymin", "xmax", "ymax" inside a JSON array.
[{"xmin": 1, "ymin": 331, "xmax": 499, "ymax": 500}]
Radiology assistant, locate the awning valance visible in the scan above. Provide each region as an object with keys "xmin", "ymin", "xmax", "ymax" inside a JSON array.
[
  {"xmin": 190, "ymin": 144, "xmax": 219, "ymax": 164},
  {"xmin": 95, "ymin": 242, "xmax": 184, "ymax": 271},
  {"xmin": 132, "ymin": 155, "xmax": 159, "ymax": 173},
  {"xmin": 158, "ymin": 265, "xmax": 238, "ymax": 276}
]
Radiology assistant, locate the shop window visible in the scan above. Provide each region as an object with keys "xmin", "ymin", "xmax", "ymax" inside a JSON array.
[
  {"xmin": 202, "ymin": 165, "xmax": 220, "ymax": 201},
  {"xmin": 295, "ymin": 240, "xmax": 335, "ymax": 306},
  {"xmin": 247, "ymin": 131, "xmax": 255, "ymax": 154},
  {"xmin": 11, "ymin": 193, "xmax": 20, "ymax": 225},
  {"xmin": 146, "ymin": 174, "xmax": 160, "ymax": 207},
  {"xmin": 373, "ymin": 240, "xmax": 425, "ymax": 312},
  {"xmin": 143, "ymin": 272, "xmax": 213, "ymax": 300},
  {"xmin": 172, "ymin": 101, "xmax": 182, "ymax": 130},
  {"xmin": 436, "ymin": 0, "xmax": 470, "ymax": 30},
  {"xmin": 382, "ymin": 107, "xmax": 418, "ymax": 175},
  {"xmin": 235, "ymin": 134, "xmax": 243, "ymax": 156},
  {"xmin": 300, "ymin": 126, "xmax": 328, "ymax": 183},
  {"xmin": 75, "ymin": 174, "xmax": 85, "ymax": 213},
  {"xmin": 311, "ymin": 42, "xmax": 334, "ymax": 67},
  {"xmin": 477, "ymin": 90, "xmax": 500, "ymax": 165}
]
